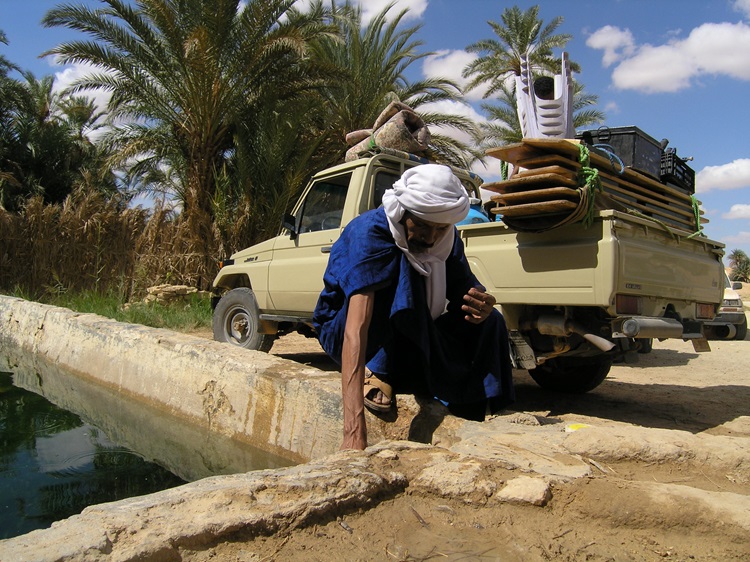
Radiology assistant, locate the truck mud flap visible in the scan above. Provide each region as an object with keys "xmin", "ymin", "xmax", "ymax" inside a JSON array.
[{"xmin": 509, "ymin": 331, "xmax": 537, "ymax": 370}]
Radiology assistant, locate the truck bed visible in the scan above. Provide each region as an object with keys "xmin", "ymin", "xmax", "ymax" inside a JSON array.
[{"xmin": 460, "ymin": 210, "xmax": 724, "ymax": 318}]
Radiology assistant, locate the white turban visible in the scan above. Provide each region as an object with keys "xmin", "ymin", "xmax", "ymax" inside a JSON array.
[
  {"xmin": 382, "ymin": 164, "xmax": 470, "ymax": 225},
  {"xmin": 381, "ymin": 164, "xmax": 470, "ymax": 319}
]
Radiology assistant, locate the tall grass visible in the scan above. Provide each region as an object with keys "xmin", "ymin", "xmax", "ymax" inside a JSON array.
[
  {"xmin": 15, "ymin": 288, "xmax": 213, "ymax": 334},
  {"xmin": 0, "ymin": 189, "xmax": 222, "ymax": 301},
  {"xmin": 1, "ymin": 188, "xmax": 218, "ymax": 335}
]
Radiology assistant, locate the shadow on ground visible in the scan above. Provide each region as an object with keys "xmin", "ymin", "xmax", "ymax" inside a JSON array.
[{"xmin": 511, "ymin": 369, "xmax": 748, "ymax": 434}]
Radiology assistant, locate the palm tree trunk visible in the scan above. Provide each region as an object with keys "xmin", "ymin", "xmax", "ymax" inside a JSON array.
[{"xmin": 184, "ymin": 161, "xmax": 218, "ymax": 290}]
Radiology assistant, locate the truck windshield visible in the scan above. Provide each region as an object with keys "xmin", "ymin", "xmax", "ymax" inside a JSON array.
[{"xmin": 299, "ymin": 174, "xmax": 351, "ymax": 233}]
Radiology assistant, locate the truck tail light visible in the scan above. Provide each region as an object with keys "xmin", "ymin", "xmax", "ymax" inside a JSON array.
[
  {"xmin": 696, "ymin": 302, "xmax": 715, "ymax": 319},
  {"xmin": 616, "ymin": 294, "xmax": 642, "ymax": 315}
]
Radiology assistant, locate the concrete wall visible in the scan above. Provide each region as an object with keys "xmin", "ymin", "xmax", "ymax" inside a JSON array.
[{"xmin": 0, "ymin": 296, "xmax": 346, "ymax": 463}]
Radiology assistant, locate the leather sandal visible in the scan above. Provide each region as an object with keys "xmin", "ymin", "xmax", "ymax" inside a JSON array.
[{"xmin": 363, "ymin": 372, "xmax": 393, "ymax": 412}]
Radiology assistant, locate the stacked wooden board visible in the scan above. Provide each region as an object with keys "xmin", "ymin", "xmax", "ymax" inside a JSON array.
[{"xmin": 484, "ymin": 138, "xmax": 706, "ymax": 233}]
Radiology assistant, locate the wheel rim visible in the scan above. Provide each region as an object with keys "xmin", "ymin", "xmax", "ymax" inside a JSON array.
[{"xmin": 225, "ymin": 305, "xmax": 253, "ymax": 345}]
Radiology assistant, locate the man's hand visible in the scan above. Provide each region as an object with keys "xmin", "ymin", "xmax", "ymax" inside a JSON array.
[
  {"xmin": 340, "ymin": 291, "xmax": 375, "ymax": 450},
  {"xmin": 462, "ymin": 286, "xmax": 496, "ymax": 324},
  {"xmin": 341, "ymin": 417, "xmax": 367, "ymax": 450}
]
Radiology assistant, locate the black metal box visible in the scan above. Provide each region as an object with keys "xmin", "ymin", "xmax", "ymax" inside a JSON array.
[
  {"xmin": 576, "ymin": 126, "xmax": 664, "ymax": 179},
  {"xmin": 660, "ymin": 151, "xmax": 695, "ymax": 193}
]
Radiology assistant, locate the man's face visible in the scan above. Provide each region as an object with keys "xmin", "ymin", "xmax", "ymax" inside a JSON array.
[{"xmin": 401, "ymin": 211, "xmax": 451, "ymax": 254}]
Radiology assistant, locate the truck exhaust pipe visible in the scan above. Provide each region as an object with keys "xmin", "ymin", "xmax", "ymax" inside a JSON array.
[
  {"xmin": 526, "ymin": 315, "xmax": 616, "ymax": 353},
  {"xmin": 615, "ymin": 317, "xmax": 684, "ymax": 339}
]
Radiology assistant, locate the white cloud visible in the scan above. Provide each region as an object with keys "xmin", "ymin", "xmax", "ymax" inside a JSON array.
[
  {"xmin": 588, "ymin": 21, "xmax": 750, "ymax": 93},
  {"xmin": 611, "ymin": 44, "xmax": 694, "ymax": 93},
  {"xmin": 353, "ymin": 0, "xmax": 427, "ymax": 23},
  {"xmin": 684, "ymin": 22, "xmax": 750, "ymax": 80},
  {"xmin": 422, "ymin": 99, "xmax": 486, "ymax": 122},
  {"xmin": 604, "ymin": 101, "xmax": 620, "ymax": 114},
  {"xmin": 53, "ymin": 61, "xmax": 112, "ymax": 115},
  {"xmin": 723, "ymin": 204, "xmax": 750, "ymax": 219},
  {"xmin": 696, "ymin": 159, "xmax": 750, "ymax": 192},
  {"xmin": 585, "ymin": 25, "xmax": 636, "ymax": 67},
  {"xmin": 422, "ymin": 49, "xmax": 491, "ymax": 101},
  {"xmin": 734, "ymin": 0, "xmax": 750, "ymax": 18},
  {"xmin": 723, "ymin": 231, "xmax": 750, "ymax": 246},
  {"xmin": 419, "ymin": 99, "xmax": 485, "ymax": 146},
  {"xmin": 290, "ymin": 0, "xmax": 426, "ymax": 22}
]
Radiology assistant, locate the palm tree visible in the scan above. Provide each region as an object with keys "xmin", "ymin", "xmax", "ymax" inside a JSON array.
[
  {"xmin": 305, "ymin": 0, "xmax": 481, "ymax": 169},
  {"xmin": 571, "ymin": 81, "xmax": 605, "ymax": 131},
  {"xmin": 462, "ymin": 5, "xmax": 577, "ymax": 99},
  {"xmin": 215, "ymin": 94, "xmax": 335, "ymax": 252},
  {"xmin": 42, "ymin": 0, "xmax": 334, "ymax": 287},
  {"xmin": 478, "ymin": 80, "xmax": 523, "ymax": 149},
  {"xmin": 0, "ymin": 30, "xmax": 25, "ymax": 206},
  {"xmin": 0, "ymin": 71, "xmax": 113, "ymax": 211},
  {"xmin": 728, "ymin": 249, "xmax": 750, "ymax": 282}
]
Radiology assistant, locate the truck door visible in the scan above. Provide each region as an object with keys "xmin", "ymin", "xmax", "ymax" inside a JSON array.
[{"xmin": 267, "ymin": 172, "xmax": 353, "ymax": 314}]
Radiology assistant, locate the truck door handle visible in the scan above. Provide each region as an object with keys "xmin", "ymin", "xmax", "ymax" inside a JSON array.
[{"xmin": 321, "ymin": 246, "xmax": 332, "ymax": 253}]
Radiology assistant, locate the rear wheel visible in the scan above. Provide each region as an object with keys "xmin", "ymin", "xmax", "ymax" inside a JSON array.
[
  {"xmin": 735, "ymin": 316, "xmax": 748, "ymax": 341},
  {"xmin": 528, "ymin": 356, "xmax": 612, "ymax": 393},
  {"xmin": 212, "ymin": 288, "xmax": 275, "ymax": 352}
]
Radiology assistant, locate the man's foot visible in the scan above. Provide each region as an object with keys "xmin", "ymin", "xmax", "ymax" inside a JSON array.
[{"xmin": 363, "ymin": 372, "xmax": 393, "ymax": 412}]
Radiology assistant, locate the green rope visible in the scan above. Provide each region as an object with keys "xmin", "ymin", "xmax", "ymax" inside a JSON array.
[
  {"xmin": 687, "ymin": 194, "xmax": 705, "ymax": 239},
  {"xmin": 500, "ymin": 160, "xmax": 509, "ymax": 181},
  {"xmin": 577, "ymin": 144, "xmax": 603, "ymax": 228},
  {"xmin": 625, "ymin": 209, "xmax": 679, "ymax": 241}
]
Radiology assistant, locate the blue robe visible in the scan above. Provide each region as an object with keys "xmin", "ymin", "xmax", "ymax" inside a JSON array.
[{"xmin": 313, "ymin": 207, "xmax": 514, "ymax": 411}]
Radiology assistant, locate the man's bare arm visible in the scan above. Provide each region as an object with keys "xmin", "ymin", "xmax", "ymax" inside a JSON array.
[{"xmin": 340, "ymin": 291, "xmax": 375, "ymax": 450}]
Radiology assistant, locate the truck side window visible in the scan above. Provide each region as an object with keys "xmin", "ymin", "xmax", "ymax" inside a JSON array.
[
  {"xmin": 372, "ymin": 171, "xmax": 401, "ymax": 208},
  {"xmin": 298, "ymin": 173, "xmax": 351, "ymax": 233}
]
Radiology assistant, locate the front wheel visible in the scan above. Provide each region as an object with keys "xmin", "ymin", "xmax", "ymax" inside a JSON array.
[
  {"xmin": 212, "ymin": 288, "xmax": 275, "ymax": 352},
  {"xmin": 528, "ymin": 356, "xmax": 612, "ymax": 393}
]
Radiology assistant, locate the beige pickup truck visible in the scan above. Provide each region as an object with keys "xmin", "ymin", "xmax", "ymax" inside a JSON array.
[{"xmin": 210, "ymin": 148, "xmax": 725, "ymax": 392}]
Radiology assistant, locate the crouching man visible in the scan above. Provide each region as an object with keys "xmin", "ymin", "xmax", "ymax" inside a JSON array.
[{"xmin": 313, "ymin": 164, "xmax": 515, "ymax": 450}]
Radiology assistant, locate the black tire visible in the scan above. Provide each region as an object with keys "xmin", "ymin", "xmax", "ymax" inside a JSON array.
[
  {"xmin": 212, "ymin": 288, "xmax": 275, "ymax": 352},
  {"xmin": 528, "ymin": 356, "xmax": 612, "ymax": 393},
  {"xmin": 735, "ymin": 317, "xmax": 748, "ymax": 341}
]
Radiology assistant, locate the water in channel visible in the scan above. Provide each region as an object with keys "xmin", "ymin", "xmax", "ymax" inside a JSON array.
[{"xmin": 0, "ymin": 354, "xmax": 294, "ymax": 540}]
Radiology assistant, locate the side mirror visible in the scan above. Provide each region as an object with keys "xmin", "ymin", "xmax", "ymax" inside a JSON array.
[
  {"xmin": 283, "ymin": 213, "xmax": 298, "ymax": 240},
  {"xmin": 732, "ymin": 281, "xmax": 743, "ymax": 290}
]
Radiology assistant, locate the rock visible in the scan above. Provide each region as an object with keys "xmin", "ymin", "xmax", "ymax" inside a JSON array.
[
  {"xmin": 495, "ymin": 476, "xmax": 552, "ymax": 506},
  {"xmin": 562, "ymin": 425, "xmax": 750, "ymax": 475},
  {"xmin": 144, "ymin": 284, "xmax": 200, "ymax": 304},
  {"xmin": 412, "ymin": 458, "xmax": 497, "ymax": 502}
]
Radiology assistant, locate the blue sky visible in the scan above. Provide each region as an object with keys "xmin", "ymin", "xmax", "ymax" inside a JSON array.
[{"xmin": 2, "ymin": 0, "xmax": 749, "ymax": 258}]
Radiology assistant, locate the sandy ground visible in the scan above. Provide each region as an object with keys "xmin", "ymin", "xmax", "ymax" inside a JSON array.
[{"xmin": 186, "ymin": 295, "xmax": 750, "ymax": 562}]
